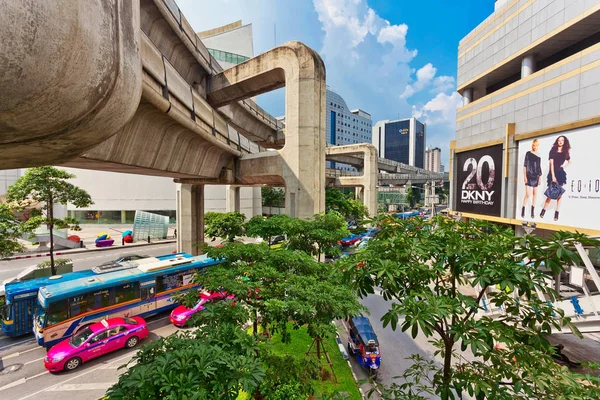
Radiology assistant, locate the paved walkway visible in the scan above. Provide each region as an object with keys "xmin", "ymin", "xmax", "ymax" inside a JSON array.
[{"xmin": 6, "ymin": 224, "xmax": 177, "ymax": 260}]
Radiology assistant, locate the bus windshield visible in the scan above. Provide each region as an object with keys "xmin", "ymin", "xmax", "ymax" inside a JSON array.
[
  {"xmin": 69, "ymin": 327, "xmax": 93, "ymax": 347},
  {"xmin": 0, "ymin": 304, "xmax": 10, "ymax": 321},
  {"xmin": 35, "ymin": 301, "xmax": 46, "ymax": 328}
]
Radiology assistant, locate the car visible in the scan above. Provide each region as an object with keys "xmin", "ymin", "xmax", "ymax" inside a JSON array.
[
  {"xmin": 170, "ymin": 290, "xmax": 235, "ymax": 327},
  {"xmin": 44, "ymin": 316, "xmax": 148, "ymax": 372},
  {"xmin": 100, "ymin": 254, "xmax": 150, "ymax": 266},
  {"xmin": 340, "ymin": 234, "xmax": 361, "ymax": 246},
  {"xmin": 361, "ymin": 227, "xmax": 380, "ymax": 239}
]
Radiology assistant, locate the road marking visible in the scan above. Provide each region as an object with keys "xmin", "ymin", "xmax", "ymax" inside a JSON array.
[
  {"xmin": 27, "ymin": 370, "xmax": 49, "ymax": 380},
  {"xmin": 48, "ymin": 383, "xmax": 114, "ymax": 391},
  {"xmin": 17, "ymin": 351, "xmax": 135, "ymax": 400},
  {"xmin": 24, "ymin": 356, "xmax": 45, "ymax": 365},
  {"xmin": 0, "ymin": 378, "xmax": 26, "ymax": 391},
  {"xmin": 0, "ymin": 338, "xmax": 36, "ymax": 352}
]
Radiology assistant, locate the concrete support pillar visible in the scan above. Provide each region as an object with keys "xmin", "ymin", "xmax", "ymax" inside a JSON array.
[
  {"xmin": 208, "ymin": 42, "xmax": 327, "ymax": 220},
  {"xmin": 355, "ymin": 187, "xmax": 363, "ymax": 202},
  {"xmin": 463, "ymin": 88, "xmax": 473, "ymax": 106},
  {"xmin": 521, "ymin": 54, "xmax": 536, "ymax": 78},
  {"xmin": 176, "ymin": 184, "xmax": 204, "ymax": 256},
  {"xmin": 327, "ymin": 144, "xmax": 378, "ymax": 217},
  {"xmin": 226, "ymin": 185, "xmax": 241, "ymax": 213},
  {"xmin": 121, "ymin": 210, "xmax": 127, "ymax": 224}
]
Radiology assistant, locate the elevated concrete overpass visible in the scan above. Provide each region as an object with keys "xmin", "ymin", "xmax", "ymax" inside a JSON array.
[{"xmin": 0, "ymin": 0, "xmax": 326, "ymax": 254}]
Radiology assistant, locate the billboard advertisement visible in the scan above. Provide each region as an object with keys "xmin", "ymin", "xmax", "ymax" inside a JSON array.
[
  {"xmin": 455, "ymin": 144, "xmax": 503, "ymax": 216},
  {"xmin": 516, "ymin": 124, "xmax": 600, "ymax": 230}
]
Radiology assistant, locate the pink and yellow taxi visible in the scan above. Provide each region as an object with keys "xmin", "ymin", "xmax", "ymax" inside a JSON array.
[
  {"xmin": 44, "ymin": 316, "xmax": 148, "ymax": 372},
  {"xmin": 170, "ymin": 290, "xmax": 234, "ymax": 327}
]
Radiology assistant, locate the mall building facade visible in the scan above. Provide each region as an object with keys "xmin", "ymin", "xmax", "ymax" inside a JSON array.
[{"xmin": 450, "ymin": 0, "xmax": 600, "ymax": 238}]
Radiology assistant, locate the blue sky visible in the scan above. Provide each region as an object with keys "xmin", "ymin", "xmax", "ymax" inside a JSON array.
[{"xmin": 178, "ymin": 0, "xmax": 494, "ymax": 166}]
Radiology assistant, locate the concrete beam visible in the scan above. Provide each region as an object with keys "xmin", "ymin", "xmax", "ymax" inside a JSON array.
[
  {"xmin": 325, "ymin": 144, "xmax": 378, "ymax": 216},
  {"xmin": 0, "ymin": 0, "xmax": 142, "ymax": 169},
  {"xmin": 210, "ymin": 42, "xmax": 326, "ymax": 219}
]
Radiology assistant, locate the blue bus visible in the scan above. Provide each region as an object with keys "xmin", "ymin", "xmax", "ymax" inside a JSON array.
[
  {"xmin": 33, "ymin": 254, "xmax": 220, "ymax": 347},
  {"xmin": 2, "ymin": 271, "xmax": 96, "ymax": 337},
  {"xmin": 394, "ymin": 211, "xmax": 421, "ymax": 219},
  {"xmin": 1, "ymin": 252, "xmax": 189, "ymax": 338}
]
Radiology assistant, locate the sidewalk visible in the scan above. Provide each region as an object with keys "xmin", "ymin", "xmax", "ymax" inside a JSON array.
[{"xmin": 4, "ymin": 224, "xmax": 177, "ymax": 261}]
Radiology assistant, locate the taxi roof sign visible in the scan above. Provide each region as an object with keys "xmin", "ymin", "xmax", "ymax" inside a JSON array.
[{"xmin": 100, "ymin": 319, "xmax": 109, "ymax": 329}]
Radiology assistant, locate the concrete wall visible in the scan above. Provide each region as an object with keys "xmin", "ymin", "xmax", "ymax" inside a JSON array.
[
  {"xmin": 201, "ymin": 24, "xmax": 254, "ymax": 58},
  {"xmin": 456, "ymin": 42, "xmax": 600, "ymax": 148},
  {"xmin": 0, "ymin": 169, "xmax": 23, "ymax": 197},
  {"xmin": 457, "ymin": 0, "xmax": 599, "ymax": 89},
  {"xmin": 453, "ymin": 0, "xmax": 600, "ymax": 231}
]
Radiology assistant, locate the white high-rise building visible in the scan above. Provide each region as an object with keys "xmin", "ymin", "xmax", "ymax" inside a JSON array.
[
  {"xmin": 326, "ymin": 88, "xmax": 372, "ymax": 170},
  {"xmin": 425, "ymin": 146, "xmax": 442, "ymax": 173}
]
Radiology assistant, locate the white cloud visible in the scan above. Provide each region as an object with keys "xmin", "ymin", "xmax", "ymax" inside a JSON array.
[
  {"xmin": 377, "ymin": 23, "xmax": 408, "ymax": 46},
  {"xmin": 412, "ymin": 92, "xmax": 463, "ymax": 126},
  {"xmin": 400, "ymin": 63, "xmax": 437, "ymax": 99},
  {"xmin": 432, "ymin": 76, "xmax": 455, "ymax": 93}
]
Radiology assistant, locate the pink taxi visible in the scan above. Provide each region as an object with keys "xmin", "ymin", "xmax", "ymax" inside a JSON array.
[
  {"xmin": 170, "ymin": 290, "xmax": 234, "ymax": 327},
  {"xmin": 44, "ymin": 316, "xmax": 148, "ymax": 372}
]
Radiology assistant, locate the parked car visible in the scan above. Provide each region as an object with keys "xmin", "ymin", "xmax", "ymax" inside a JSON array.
[
  {"xmin": 170, "ymin": 290, "xmax": 235, "ymax": 327},
  {"xmin": 44, "ymin": 317, "xmax": 148, "ymax": 372},
  {"xmin": 360, "ymin": 227, "xmax": 380, "ymax": 239},
  {"xmin": 99, "ymin": 254, "xmax": 150, "ymax": 266},
  {"xmin": 340, "ymin": 234, "xmax": 361, "ymax": 247}
]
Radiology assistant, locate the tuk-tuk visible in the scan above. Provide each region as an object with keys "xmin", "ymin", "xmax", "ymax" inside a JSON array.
[{"xmin": 347, "ymin": 316, "xmax": 381, "ymax": 377}]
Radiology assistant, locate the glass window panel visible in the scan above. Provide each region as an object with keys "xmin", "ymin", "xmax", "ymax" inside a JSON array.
[
  {"xmin": 114, "ymin": 282, "xmax": 140, "ymax": 304},
  {"xmin": 47, "ymin": 299, "xmax": 68, "ymax": 325}
]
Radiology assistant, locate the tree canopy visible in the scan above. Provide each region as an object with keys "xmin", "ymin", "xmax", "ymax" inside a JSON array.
[
  {"xmin": 0, "ymin": 203, "xmax": 38, "ymax": 258},
  {"xmin": 204, "ymin": 211, "xmax": 246, "ymax": 243},
  {"xmin": 339, "ymin": 215, "xmax": 600, "ymax": 400},
  {"xmin": 325, "ymin": 188, "xmax": 368, "ymax": 221},
  {"xmin": 7, "ymin": 167, "xmax": 92, "ymax": 274}
]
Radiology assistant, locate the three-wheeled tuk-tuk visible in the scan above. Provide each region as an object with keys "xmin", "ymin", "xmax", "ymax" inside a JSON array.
[{"xmin": 347, "ymin": 316, "xmax": 381, "ymax": 377}]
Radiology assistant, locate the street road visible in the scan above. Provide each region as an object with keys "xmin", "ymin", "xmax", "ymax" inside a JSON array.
[
  {"xmin": 0, "ymin": 243, "xmax": 178, "ymax": 283},
  {"xmin": 342, "ymin": 291, "xmax": 443, "ymax": 399},
  {"xmin": 0, "ymin": 312, "xmax": 177, "ymax": 400}
]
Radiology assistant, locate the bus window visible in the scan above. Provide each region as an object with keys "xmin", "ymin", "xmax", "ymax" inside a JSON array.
[
  {"xmin": 114, "ymin": 282, "xmax": 140, "ymax": 304},
  {"xmin": 87, "ymin": 289, "xmax": 112, "ymax": 311},
  {"xmin": 47, "ymin": 299, "xmax": 68, "ymax": 326},
  {"xmin": 68, "ymin": 295, "xmax": 88, "ymax": 317},
  {"xmin": 156, "ymin": 273, "xmax": 183, "ymax": 293},
  {"xmin": 141, "ymin": 286, "xmax": 155, "ymax": 300}
]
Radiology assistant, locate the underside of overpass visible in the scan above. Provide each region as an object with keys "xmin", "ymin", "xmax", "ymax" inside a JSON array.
[{"xmin": 0, "ymin": 0, "xmax": 327, "ymax": 254}]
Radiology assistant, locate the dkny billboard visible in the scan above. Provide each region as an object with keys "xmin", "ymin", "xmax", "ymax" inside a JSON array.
[{"xmin": 455, "ymin": 144, "xmax": 503, "ymax": 216}]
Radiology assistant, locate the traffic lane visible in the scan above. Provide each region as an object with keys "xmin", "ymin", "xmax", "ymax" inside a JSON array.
[
  {"xmin": 0, "ymin": 243, "xmax": 177, "ymax": 282},
  {"xmin": 359, "ymin": 293, "xmax": 439, "ymax": 395},
  {"xmin": 0, "ymin": 313, "xmax": 176, "ymax": 400}
]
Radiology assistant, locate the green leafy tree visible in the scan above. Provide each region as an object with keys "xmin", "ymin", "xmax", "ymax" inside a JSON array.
[
  {"xmin": 326, "ymin": 188, "xmax": 368, "ymax": 220},
  {"xmin": 245, "ymin": 214, "xmax": 292, "ymax": 245},
  {"xmin": 286, "ymin": 212, "xmax": 348, "ymax": 261},
  {"xmin": 204, "ymin": 211, "xmax": 246, "ymax": 243},
  {"xmin": 340, "ymin": 215, "xmax": 600, "ymax": 400},
  {"xmin": 7, "ymin": 167, "xmax": 92, "ymax": 274},
  {"xmin": 405, "ymin": 187, "xmax": 417, "ymax": 208},
  {"xmin": 202, "ymin": 242, "xmax": 363, "ymax": 351},
  {"xmin": 261, "ymin": 187, "xmax": 285, "ymax": 215},
  {"xmin": 106, "ymin": 313, "xmax": 265, "ymax": 400},
  {"xmin": 0, "ymin": 203, "xmax": 39, "ymax": 259}
]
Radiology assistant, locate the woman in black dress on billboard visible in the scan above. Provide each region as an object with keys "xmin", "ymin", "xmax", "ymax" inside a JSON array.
[
  {"xmin": 540, "ymin": 135, "xmax": 571, "ymax": 221},
  {"xmin": 521, "ymin": 139, "xmax": 542, "ymax": 218}
]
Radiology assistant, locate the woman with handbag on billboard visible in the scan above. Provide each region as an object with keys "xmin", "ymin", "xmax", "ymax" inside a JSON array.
[
  {"xmin": 540, "ymin": 135, "xmax": 571, "ymax": 221},
  {"xmin": 521, "ymin": 139, "xmax": 542, "ymax": 219}
]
